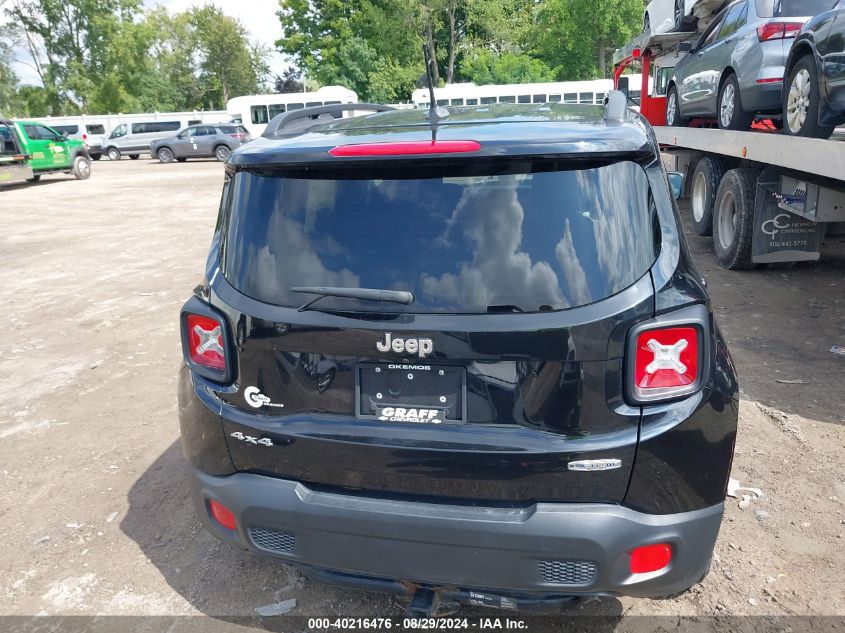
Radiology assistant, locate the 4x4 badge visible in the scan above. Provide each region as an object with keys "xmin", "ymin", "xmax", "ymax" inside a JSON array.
[{"xmin": 376, "ymin": 332, "xmax": 433, "ymax": 358}]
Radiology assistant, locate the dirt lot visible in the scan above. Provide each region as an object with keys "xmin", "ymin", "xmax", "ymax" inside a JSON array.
[{"xmin": 0, "ymin": 160, "xmax": 843, "ymax": 628}]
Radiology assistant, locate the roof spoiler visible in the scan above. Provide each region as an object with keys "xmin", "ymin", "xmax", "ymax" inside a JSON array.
[
  {"xmin": 604, "ymin": 90, "xmax": 627, "ymax": 123},
  {"xmin": 262, "ymin": 103, "xmax": 395, "ymax": 138}
]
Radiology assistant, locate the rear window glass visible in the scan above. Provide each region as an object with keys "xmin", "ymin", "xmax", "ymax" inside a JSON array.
[
  {"xmin": 758, "ymin": 0, "xmax": 837, "ymax": 16},
  {"xmin": 54, "ymin": 125, "xmax": 79, "ymax": 134},
  {"xmin": 222, "ymin": 161, "xmax": 658, "ymax": 314},
  {"xmin": 86, "ymin": 124, "xmax": 105, "ymax": 134}
]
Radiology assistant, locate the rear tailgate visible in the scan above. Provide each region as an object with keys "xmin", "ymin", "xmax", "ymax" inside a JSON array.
[{"xmin": 208, "ymin": 157, "xmax": 660, "ymax": 504}]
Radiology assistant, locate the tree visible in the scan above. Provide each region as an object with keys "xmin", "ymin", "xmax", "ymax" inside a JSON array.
[
  {"xmin": 274, "ymin": 67, "xmax": 304, "ymax": 93},
  {"xmin": 460, "ymin": 49, "xmax": 554, "ymax": 85},
  {"xmin": 190, "ymin": 6, "xmax": 269, "ymax": 108},
  {"xmin": 0, "ymin": 36, "xmax": 22, "ymax": 115},
  {"xmin": 531, "ymin": 0, "xmax": 644, "ymax": 80}
]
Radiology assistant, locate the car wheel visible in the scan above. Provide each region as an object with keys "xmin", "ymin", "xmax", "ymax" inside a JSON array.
[
  {"xmin": 91, "ymin": 154, "xmax": 101, "ymax": 161},
  {"xmin": 784, "ymin": 55, "xmax": 835, "ymax": 139},
  {"xmin": 666, "ymin": 86, "xmax": 687, "ymax": 126},
  {"xmin": 157, "ymin": 147, "xmax": 174, "ymax": 164},
  {"xmin": 713, "ymin": 168, "xmax": 759, "ymax": 270},
  {"xmin": 72, "ymin": 155, "xmax": 92, "ymax": 180},
  {"xmin": 129, "ymin": 154, "xmax": 140, "ymax": 160},
  {"xmin": 26, "ymin": 175, "xmax": 41, "ymax": 183},
  {"xmin": 107, "ymin": 148, "xmax": 121, "ymax": 161},
  {"xmin": 176, "ymin": 157, "xmax": 187, "ymax": 162},
  {"xmin": 717, "ymin": 74, "xmax": 754, "ymax": 131},
  {"xmin": 690, "ymin": 157, "xmax": 727, "ymax": 237},
  {"xmin": 215, "ymin": 145, "xmax": 231, "ymax": 162}
]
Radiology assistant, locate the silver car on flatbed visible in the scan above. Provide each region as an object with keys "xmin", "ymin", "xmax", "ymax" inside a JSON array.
[{"xmin": 666, "ymin": 0, "xmax": 837, "ymax": 129}]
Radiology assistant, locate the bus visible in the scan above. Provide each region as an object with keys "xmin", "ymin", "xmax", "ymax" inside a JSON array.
[
  {"xmin": 410, "ymin": 76, "xmax": 647, "ymax": 109},
  {"xmin": 227, "ymin": 86, "xmax": 358, "ymax": 137}
]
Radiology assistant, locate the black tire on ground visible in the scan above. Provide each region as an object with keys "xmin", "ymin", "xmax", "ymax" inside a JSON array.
[
  {"xmin": 157, "ymin": 147, "xmax": 174, "ymax": 164},
  {"xmin": 214, "ymin": 145, "xmax": 230, "ymax": 162},
  {"xmin": 713, "ymin": 168, "xmax": 760, "ymax": 270},
  {"xmin": 783, "ymin": 54, "xmax": 835, "ymax": 139},
  {"xmin": 666, "ymin": 85, "xmax": 687, "ymax": 127},
  {"xmin": 717, "ymin": 74, "xmax": 754, "ymax": 131},
  {"xmin": 72, "ymin": 155, "xmax": 92, "ymax": 180},
  {"xmin": 129, "ymin": 154, "xmax": 140, "ymax": 160},
  {"xmin": 690, "ymin": 156, "xmax": 727, "ymax": 236},
  {"xmin": 107, "ymin": 148, "xmax": 121, "ymax": 161},
  {"xmin": 176, "ymin": 157, "xmax": 187, "ymax": 162},
  {"xmin": 91, "ymin": 154, "xmax": 101, "ymax": 161},
  {"xmin": 27, "ymin": 175, "xmax": 41, "ymax": 183}
]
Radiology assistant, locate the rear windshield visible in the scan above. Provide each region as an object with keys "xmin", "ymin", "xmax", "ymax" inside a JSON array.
[
  {"xmin": 54, "ymin": 125, "xmax": 79, "ymax": 134},
  {"xmin": 86, "ymin": 124, "xmax": 105, "ymax": 134},
  {"xmin": 222, "ymin": 161, "xmax": 658, "ymax": 314},
  {"xmin": 757, "ymin": 0, "xmax": 838, "ymax": 16}
]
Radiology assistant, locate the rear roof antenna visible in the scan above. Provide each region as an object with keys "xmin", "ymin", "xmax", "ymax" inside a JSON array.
[{"xmin": 423, "ymin": 44, "xmax": 449, "ymax": 123}]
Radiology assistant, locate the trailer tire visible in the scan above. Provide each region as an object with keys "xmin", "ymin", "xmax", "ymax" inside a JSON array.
[
  {"xmin": 713, "ymin": 168, "xmax": 759, "ymax": 270},
  {"xmin": 690, "ymin": 157, "xmax": 727, "ymax": 236}
]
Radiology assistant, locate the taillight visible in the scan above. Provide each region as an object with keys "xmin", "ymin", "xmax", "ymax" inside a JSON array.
[
  {"xmin": 629, "ymin": 317, "xmax": 705, "ymax": 403},
  {"xmin": 757, "ymin": 21, "xmax": 804, "ymax": 41},
  {"xmin": 186, "ymin": 314, "xmax": 225, "ymax": 370},
  {"xmin": 630, "ymin": 543, "xmax": 672, "ymax": 574},
  {"xmin": 180, "ymin": 299, "xmax": 232, "ymax": 382},
  {"xmin": 230, "ymin": 133, "xmax": 245, "ymax": 139},
  {"xmin": 82, "ymin": 133, "xmax": 88, "ymax": 140},
  {"xmin": 329, "ymin": 140, "xmax": 480, "ymax": 157},
  {"xmin": 209, "ymin": 500, "xmax": 237, "ymax": 530}
]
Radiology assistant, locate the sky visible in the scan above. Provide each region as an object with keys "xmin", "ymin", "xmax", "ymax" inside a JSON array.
[{"xmin": 8, "ymin": 0, "xmax": 289, "ymax": 87}]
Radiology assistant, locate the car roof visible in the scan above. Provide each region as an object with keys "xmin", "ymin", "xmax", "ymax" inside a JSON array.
[{"xmin": 228, "ymin": 104, "xmax": 657, "ymax": 167}]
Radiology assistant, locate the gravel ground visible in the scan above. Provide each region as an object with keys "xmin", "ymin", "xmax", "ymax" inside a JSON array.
[{"xmin": 0, "ymin": 159, "xmax": 843, "ymax": 629}]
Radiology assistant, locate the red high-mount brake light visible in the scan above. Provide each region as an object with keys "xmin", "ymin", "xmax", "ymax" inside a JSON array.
[
  {"xmin": 329, "ymin": 140, "xmax": 481, "ymax": 157},
  {"xmin": 185, "ymin": 314, "xmax": 226, "ymax": 371},
  {"xmin": 209, "ymin": 500, "xmax": 237, "ymax": 530},
  {"xmin": 630, "ymin": 543, "xmax": 672, "ymax": 574},
  {"xmin": 633, "ymin": 326, "xmax": 699, "ymax": 399},
  {"xmin": 757, "ymin": 21, "xmax": 804, "ymax": 41}
]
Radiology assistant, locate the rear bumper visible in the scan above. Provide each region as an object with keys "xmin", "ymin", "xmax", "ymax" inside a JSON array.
[{"xmin": 188, "ymin": 465, "xmax": 723, "ymax": 599}]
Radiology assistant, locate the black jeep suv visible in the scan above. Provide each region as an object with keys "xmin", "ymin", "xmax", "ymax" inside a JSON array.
[{"xmin": 178, "ymin": 96, "xmax": 738, "ymax": 613}]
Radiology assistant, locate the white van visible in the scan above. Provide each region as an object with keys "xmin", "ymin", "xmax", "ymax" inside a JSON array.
[
  {"xmin": 101, "ymin": 119, "xmax": 186, "ymax": 161},
  {"xmin": 51, "ymin": 122, "xmax": 108, "ymax": 160}
]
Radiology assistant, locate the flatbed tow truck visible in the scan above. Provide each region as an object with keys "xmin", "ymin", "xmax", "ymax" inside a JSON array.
[{"xmin": 613, "ymin": 29, "xmax": 845, "ymax": 269}]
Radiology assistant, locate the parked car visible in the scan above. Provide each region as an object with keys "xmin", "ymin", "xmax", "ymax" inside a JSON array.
[
  {"xmin": 0, "ymin": 119, "xmax": 34, "ymax": 186},
  {"xmin": 666, "ymin": 0, "xmax": 835, "ymax": 129},
  {"xmin": 10, "ymin": 120, "xmax": 91, "ymax": 181},
  {"xmin": 51, "ymin": 122, "xmax": 107, "ymax": 160},
  {"xmin": 101, "ymin": 119, "xmax": 186, "ymax": 160},
  {"xmin": 783, "ymin": 0, "xmax": 845, "ymax": 137},
  {"xmin": 149, "ymin": 124, "xmax": 251, "ymax": 163},
  {"xmin": 177, "ymin": 100, "xmax": 738, "ymax": 613},
  {"xmin": 645, "ymin": 0, "xmax": 703, "ymax": 33}
]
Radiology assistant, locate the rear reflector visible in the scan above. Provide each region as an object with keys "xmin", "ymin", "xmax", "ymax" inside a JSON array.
[
  {"xmin": 185, "ymin": 314, "xmax": 226, "ymax": 371},
  {"xmin": 633, "ymin": 326, "xmax": 699, "ymax": 398},
  {"xmin": 757, "ymin": 21, "xmax": 804, "ymax": 41},
  {"xmin": 630, "ymin": 543, "xmax": 672, "ymax": 574},
  {"xmin": 209, "ymin": 500, "xmax": 237, "ymax": 530},
  {"xmin": 329, "ymin": 140, "xmax": 481, "ymax": 157},
  {"xmin": 755, "ymin": 77, "xmax": 783, "ymax": 84}
]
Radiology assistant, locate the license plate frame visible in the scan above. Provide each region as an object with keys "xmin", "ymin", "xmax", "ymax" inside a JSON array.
[{"xmin": 355, "ymin": 363, "xmax": 467, "ymax": 425}]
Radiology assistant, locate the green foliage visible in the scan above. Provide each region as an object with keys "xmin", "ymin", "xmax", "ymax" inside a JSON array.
[
  {"xmin": 460, "ymin": 49, "xmax": 554, "ymax": 85},
  {"xmin": 2, "ymin": 0, "xmax": 271, "ymax": 115},
  {"xmin": 531, "ymin": 0, "xmax": 645, "ymax": 79}
]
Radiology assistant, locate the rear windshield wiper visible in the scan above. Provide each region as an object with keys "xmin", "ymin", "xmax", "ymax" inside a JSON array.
[{"xmin": 291, "ymin": 286, "xmax": 415, "ymax": 312}]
